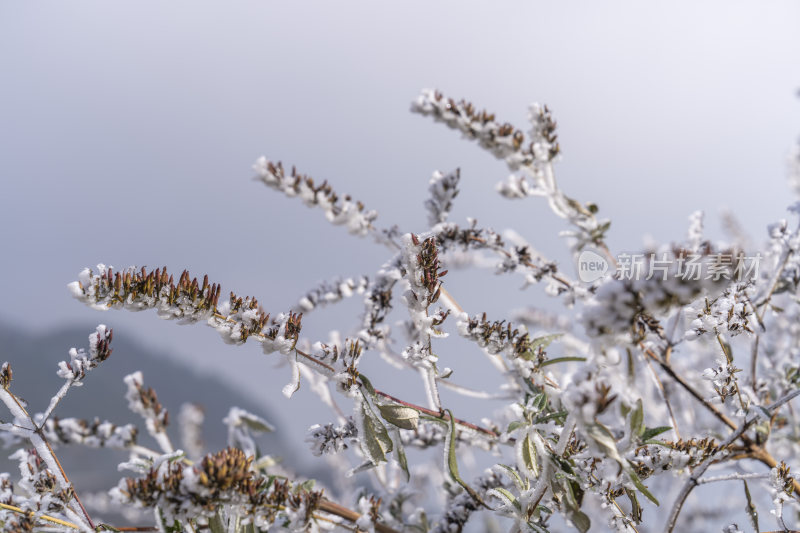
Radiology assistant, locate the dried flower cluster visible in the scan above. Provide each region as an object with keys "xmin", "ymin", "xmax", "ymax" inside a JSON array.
[
  {"xmin": 253, "ymin": 159, "xmax": 378, "ymax": 237},
  {"xmin": 115, "ymin": 446, "xmax": 325, "ymax": 529}
]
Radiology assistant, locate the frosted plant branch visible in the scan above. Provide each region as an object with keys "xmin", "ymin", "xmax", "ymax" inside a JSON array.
[
  {"xmin": 695, "ymin": 472, "xmax": 770, "ymax": 485},
  {"xmin": 123, "ymin": 371, "xmax": 173, "ymax": 453},
  {"xmin": 412, "ymin": 89, "xmax": 611, "ymax": 253},
  {"xmin": 253, "ymin": 158, "xmax": 378, "ymax": 237},
  {"xmin": 0, "ymin": 328, "xmax": 122, "ymax": 531},
  {"xmin": 425, "ymin": 168, "xmax": 460, "ymax": 226},
  {"xmin": 41, "ymin": 325, "xmax": 113, "ymax": 424},
  {"xmin": 663, "ymin": 388, "xmax": 800, "ymax": 533}
]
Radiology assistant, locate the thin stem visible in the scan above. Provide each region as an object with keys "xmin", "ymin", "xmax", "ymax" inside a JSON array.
[
  {"xmin": 642, "ymin": 352, "xmax": 681, "ymax": 440},
  {"xmin": 644, "ymin": 342, "xmax": 800, "ymax": 496},
  {"xmin": 695, "ymin": 472, "xmax": 769, "ymax": 485},
  {"xmin": 318, "ymin": 499, "xmax": 401, "ymax": 533},
  {"xmin": 97, "ymin": 524, "xmax": 158, "ymax": 531},
  {"xmin": 641, "ymin": 344, "xmax": 737, "ymax": 431},
  {"xmin": 0, "ymin": 501, "xmax": 80, "ymax": 529},
  {"xmin": 751, "ymin": 335, "xmax": 760, "ymax": 390},
  {"xmin": 295, "ymin": 346, "xmax": 503, "ymax": 440},
  {"xmin": 0, "ymin": 384, "xmax": 97, "ymax": 531},
  {"xmin": 371, "ymin": 388, "xmax": 501, "ymax": 440},
  {"xmin": 438, "ymin": 286, "xmax": 463, "ymax": 314},
  {"xmin": 609, "ymin": 498, "xmax": 640, "ymax": 533},
  {"xmin": 39, "ymin": 380, "xmax": 73, "ymax": 426},
  {"xmin": 663, "ymin": 389, "xmax": 800, "ymax": 533},
  {"xmin": 31, "ymin": 429, "xmax": 96, "ymax": 530},
  {"xmin": 715, "ymin": 333, "xmax": 748, "ymax": 413}
]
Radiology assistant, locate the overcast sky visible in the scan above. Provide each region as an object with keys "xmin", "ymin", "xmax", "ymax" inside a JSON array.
[{"xmin": 1, "ymin": 2, "xmax": 799, "ymax": 445}]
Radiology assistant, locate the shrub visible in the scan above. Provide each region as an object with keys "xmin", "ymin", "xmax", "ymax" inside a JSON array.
[{"xmin": 2, "ymin": 89, "xmax": 800, "ymax": 532}]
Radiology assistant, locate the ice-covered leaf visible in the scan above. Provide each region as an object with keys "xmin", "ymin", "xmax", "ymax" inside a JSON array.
[
  {"xmin": 630, "ymin": 398, "xmax": 644, "ymax": 437},
  {"xmin": 444, "ymin": 409, "xmax": 485, "ymax": 506},
  {"xmin": 357, "ymin": 396, "xmax": 393, "ymax": 464},
  {"xmin": 516, "ymin": 429, "xmax": 539, "ymax": 478},
  {"xmin": 495, "ymin": 464, "xmax": 526, "ymax": 491},
  {"xmin": 378, "ymin": 404, "xmax": 419, "ymax": 430},
  {"xmin": 390, "ymin": 428, "xmax": 410, "ymax": 482},
  {"xmin": 641, "ymin": 426, "xmax": 672, "ymax": 441}
]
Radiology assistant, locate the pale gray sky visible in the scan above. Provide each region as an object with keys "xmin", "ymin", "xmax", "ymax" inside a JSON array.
[{"xmin": 1, "ymin": 1, "xmax": 799, "ymax": 445}]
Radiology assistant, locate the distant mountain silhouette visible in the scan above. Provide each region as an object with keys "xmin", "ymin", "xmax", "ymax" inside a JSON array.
[{"xmin": 0, "ymin": 321, "xmax": 316, "ymax": 498}]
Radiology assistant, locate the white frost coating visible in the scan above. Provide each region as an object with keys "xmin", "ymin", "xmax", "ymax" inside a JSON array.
[
  {"xmin": 123, "ymin": 371, "xmax": 173, "ymax": 453},
  {"xmin": 55, "ymin": 324, "xmax": 111, "ymax": 385},
  {"xmin": 413, "ymin": 89, "xmax": 608, "ymax": 252},
  {"xmin": 496, "ymin": 174, "xmax": 546, "ymax": 199},
  {"xmin": 292, "ymin": 275, "xmax": 369, "ymax": 314},
  {"xmin": 306, "ymin": 417, "xmax": 357, "ymax": 457},
  {"xmin": 400, "ymin": 234, "xmax": 441, "ymax": 340},
  {"xmin": 355, "ymin": 495, "xmax": 376, "ymax": 532},
  {"xmin": 253, "ymin": 157, "xmax": 378, "ymax": 236},
  {"xmin": 352, "ymin": 396, "xmax": 377, "ymax": 465},
  {"xmin": 223, "ymin": 406, "xmax": 274, "ymax": 458},
  {"xmin": 425, "ymin": 169, "xmax": 460, "ymax": 226},
  {"xmin": 399, "ymin": 233, "xmax": 444, "ymax": 409},
  {"xmin": 35, "ymin": 417, "xmax": 138, "ymax": 449},
  {"xmin": 70, "ymin": 266, "xmax": 305, "ymax": 358},
  {"xmin": 688, "ymin": 210, "xmax": 705, "ymax": 252},
  {"xmin": 0, "ymin": 389, "xmax": 33, "ymax": 433},
  {"xmin": 282, "ymin": 353, "xmax": 301, "ymax": 398}
]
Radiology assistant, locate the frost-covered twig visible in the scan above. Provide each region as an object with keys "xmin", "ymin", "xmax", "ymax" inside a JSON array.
[
  {"xmin": 0, "ymin": 327, "xmax": 119, "ymax": 531},
  {"xmin": 664, "ymin": 389, "xmax": 800, "ymax": 532},
  {"xmin": 412, "ymin": 89, "xmax": 610, "ymax": 252},
  {"xmin": 253, "ymin": 158, "xmax": 378, "ymax": 237}
]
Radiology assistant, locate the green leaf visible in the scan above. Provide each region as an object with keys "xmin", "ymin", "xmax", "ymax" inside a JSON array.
[
  {"xmin": 415, "ymin": 510, "xmax": 430, "ymax": 532},
  {"xmin": 239, "ymin": 412, "xmax": 274, "ymax": 433},
  {"xmin": 641, "ymin": 426, "xmax": 672, "ymax": 441},
  {"xmin": 506, "ymin": 420, "xmax": 524, "ymax": 433},
  {"xmin": 390, "ymin": 428, "xmax": 410, "ymax": 482},
  {"xmin": 487, "ymin": 487, "xmax": 521, "ymax": 511},
  {"xmin": 630, "ymin": 399, "xmax": 644, "ymax": 437},
  {"xmin": 378, "ymin": 404, "xmax": 420, "ymax": 430},
  {"xmin": 533, "ymin": 410, "xmax": 568, "ymax": 424},
  {"xmin": 552, "ymin": 476, "xmax": 589, "ymax": 533},
  {"xmin": 208, "ymin": 512, "xmax": 226, "ymax": 533},
  {"xmin": 444, "ymin": 409, "xmax": 486, "ymax": 507},
  {"xmin": 589, "ymin": 423, "xmax": 658, "ymax": 506},
  {"xmin": 359, "ymin": 395, "xmax": 393, "ymax": 464},
  {"xmin": 530, "ymin": 333, "xmax": 563, "ymax": 352},
  {"xmin": 540, "ymin": 356, "xmax": 586, "ymax": 367},
  {"xmin": 532, "ymin": 393, "xmax": 548, "ymax": 412},
  {"xmin": 495, "ymin": 464, "xmax": 527, "ymax": 491},
  {"xmin": 587, "ymin": 423, "xmax": 623, "ymax": 463},
  {"xmin": 625, "ymin": 488, "xmax": 642, "ymax": 522},
  {"xmin": 624, "ymin": 463, "xmax": 659, "ymax": 506},
  {"xmin": 358, "ymin": 373, "xmax": 377, "ymax": 397},
  {"xmin": 518, "ymin": 334, "xmax": 563, "ymax": 361},
  {"xmin": 567, "ymin": 509, "xmax": 591, "ymax": 533},
  {"xmin": 743, "ymin": 479, "xmax": 759, "ymax": 532},
  {"xmin": 518, "ymin": 430, "xmax": 540, "ymax": 478}
]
